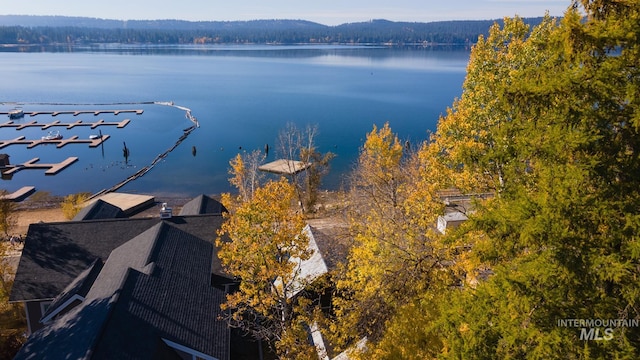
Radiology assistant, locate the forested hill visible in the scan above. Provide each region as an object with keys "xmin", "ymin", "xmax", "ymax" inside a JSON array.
[{"xmin": 0, "ymin": 15, "xmax": 546, "ymax": 45}]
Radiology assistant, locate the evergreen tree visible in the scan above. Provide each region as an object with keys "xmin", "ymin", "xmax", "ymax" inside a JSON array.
[
  {"xmin": 435, "ymin": 4, "xmax": 640, "ymax": 358},
  {"xmin": 354, "ymin": 2, "xmax": 640, "ymax": 358}
]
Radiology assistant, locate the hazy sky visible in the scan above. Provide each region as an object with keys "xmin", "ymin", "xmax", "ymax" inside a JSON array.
[{"xmin": 3, "ymin": 0, "xmax": 569, "ymax": 26}]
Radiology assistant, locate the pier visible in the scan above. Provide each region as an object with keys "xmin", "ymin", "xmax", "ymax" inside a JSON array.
[
  {"xmin": 0, "ymin": 109, "xmax": 143, "ymax": 117},
  {"xmin": 0, "ymin": 135, "xmax": 110, "ymax": 149},
  {"xmin": 0, "ymin": 118, "xmax": 130, "ymax": 130},
  {"xmin": 1, "ymin": 157, "xmax": 78, "ymax": 176},
  {"xmin": 0, "ymin": 101, "xmax": 200, "ymax": 197},
  {"xmin": 0, "ymin": 186, "xmax": 36, "ymax": 201}
]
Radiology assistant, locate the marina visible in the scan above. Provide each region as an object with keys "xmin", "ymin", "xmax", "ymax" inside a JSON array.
[
  {"xmin": 0, "ymin": 101, "xmax": 200, "ymax": 198},
  {"xmin": 0, "ymin": 157, "xmax": 79, "ymax": 176},
  {"xmin": 0, "ymin": 109, "xmax": 143, "ymax": 117},
  {"xmin": 0, "ymin": 118, "xmax": 131, "ymax": 130},
  {"xmin": 0, "ymin": 46, "xmax": 465, "ymax": 196},
  {"xmin": 0, "ymin": 134, "xmax": 110, "ymax": 149}
]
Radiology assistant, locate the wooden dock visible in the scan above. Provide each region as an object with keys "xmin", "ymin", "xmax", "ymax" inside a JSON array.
[
  {"xmin": 0, "ymin": 186, "xmax": 36, "ymax": 201},
  {"xmin": 0, "ymin": 109, "xmax": 143, "ymax": 117},
  {"xmin": 0, "ymin": 157, "xmax": 78, "ymax": 176},
  {"xmin": 259, "ymin": 159, "xmax": 311, "ymax": 175},
  {"xmin": 0, "ymin": 135, "xmax": 110, "ymax": 149},
  {"xmin": 0, "ymin": 118, "xmax": 130, "ymax": 130}
]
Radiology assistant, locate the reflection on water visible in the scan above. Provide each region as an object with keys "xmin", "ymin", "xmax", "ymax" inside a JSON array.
[{"xmin": 0, "ymin": 43, "xmax": 470, "ymax": 62}]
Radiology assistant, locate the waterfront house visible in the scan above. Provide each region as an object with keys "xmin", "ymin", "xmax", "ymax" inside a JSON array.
[
  {"xmin": 10, "ymin": 194, "xmax": 236, "ymax": 360},
  {"xmin": 437, "ymin": 211, "xmax": 469, "ymax": 234}
]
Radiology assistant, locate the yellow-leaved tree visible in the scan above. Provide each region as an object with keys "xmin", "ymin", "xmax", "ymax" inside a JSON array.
[
  {"xmin": 61, "ymin": 192, "xmax": 91, "ymax": 220},
  {"xmin": 329, "ymin": 123, "xmax": 453, "ymax": 357},
  {"xmin": 228, "ymin": 150, "xmax": 266, "ymax": 202},
  {"xmin": 0, "ymin": 191, "xmax": 17, "ymax": 238},
  {"xmin": 216, "ymin": 178, "xmax": 317, "ymax": 358}
]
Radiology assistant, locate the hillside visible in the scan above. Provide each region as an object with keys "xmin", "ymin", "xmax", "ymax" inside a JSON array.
[{"xmin": 0, "ymin": 15, "xmax": 547, "ymax": 45}]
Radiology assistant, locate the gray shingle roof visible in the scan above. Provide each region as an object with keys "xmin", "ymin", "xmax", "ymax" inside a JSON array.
[
  {"xmin": 10, "ymin": 215, "xmax": 228, "ymax": 302},
  {"xmin": 40, "ymin": 258, "xmax": 103, "ymax": 322},
  {"xmin": 308, "ymin": 225, "xmax": 349, "ymax": 272},
  {"xmin": 178, "ymin": 194, "xmax": 227, "ymax": 216},
  {"xmin": 14, "ymin": 220, "xmax": 230, "ymax": 360},
  {"xmin": 72, "ymin": 199, "xmax": 125, "ymax": 221}
]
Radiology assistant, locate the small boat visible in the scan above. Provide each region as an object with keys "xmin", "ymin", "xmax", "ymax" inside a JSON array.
[
  {"xmin": 89, "ymin": 134, "xmax": 101, "ymax": 140},
  {"xmin": 42, "ymin": 130, "xmax": 63, "ymax": 141},
  {"xmin": 8, "ymin": 108, "xmax": 24, "ymax": 119}
]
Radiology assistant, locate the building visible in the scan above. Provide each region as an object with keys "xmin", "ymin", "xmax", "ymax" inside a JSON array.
[
  {"xmin": 10, "ymin": 194, "xmax": 236, "ymax": 360},
  {"xmin": 437, "ymin": 211, "xmax": 469, "ymax": 234}
]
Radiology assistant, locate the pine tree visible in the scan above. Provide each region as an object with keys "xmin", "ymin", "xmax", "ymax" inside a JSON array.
[
  {"xmin": 436, "ymin": 4, "xmax": 640, "ymax": 358},
  {"xmin": 358, "ymin": 3, "xmax": 640, "ymax": 357}
]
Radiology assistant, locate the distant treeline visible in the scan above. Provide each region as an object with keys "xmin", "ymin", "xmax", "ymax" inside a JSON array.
[{"xmin": 0, "ymin": 16, "xmax": 547, "ymax": 45}]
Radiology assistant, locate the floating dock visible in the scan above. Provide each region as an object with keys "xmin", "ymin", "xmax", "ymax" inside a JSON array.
[
  {"xmin": 0, "ymin": 135, "xmax": 110, "ymax": 149},
  {"xmin": 0, "ymin": 157, "xmax": 78, "ymax": 176},
  {"xmin": 0, "ymin": 109, "xmax": 143, "ymax": 117},
  {"xmin": 0, "ymin": 186, "xmax": 36, "ymax": 201},
  {"xmin": 0, "ymin": 118, "xmax": 130, "ymax": 130},
  {"xmin": 259, "ymin": 159, "xmax": 311, "ymax": 175}
]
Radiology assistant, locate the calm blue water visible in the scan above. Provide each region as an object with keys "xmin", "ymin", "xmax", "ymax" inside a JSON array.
[{"xmin": 0, "ymin": 45, "xmax": 469, "ymax": 197}]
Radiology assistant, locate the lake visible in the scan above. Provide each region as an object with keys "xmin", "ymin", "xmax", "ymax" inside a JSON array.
[{"xmin": 0, "ymin": 45, "xmax": 470, "ymax": 198}]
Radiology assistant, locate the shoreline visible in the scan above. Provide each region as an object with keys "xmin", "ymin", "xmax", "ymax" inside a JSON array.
[
  {"xmin": 13, "ymin": 192, "xmax": 197, "ymax": 236},
  {"xmin": 13, "ymin": 188, "xmax": 348, "ymax": 236}
]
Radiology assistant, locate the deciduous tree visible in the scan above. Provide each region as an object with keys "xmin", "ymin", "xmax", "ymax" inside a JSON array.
[
  {"xmin": 216, "ymin": 178, "xmax": 316, "ymax": 357},
  {"xmin": 329, "ymin": 123, "xmax": 450, "ymax": 355},
  {"xmin": 277, "ymin": 123, "xmax": 334, "ymax": 213},
  {"xmin": 338, "ymin": 5, "xmax": 640, "ymax": 358},
  {"xmin": 0, "ymin": 191, "xmax": 17, "ymax": 238},
  {"xmin": 61, "ymin": 192, "xmax": 90, "ymax": 220},
  {"xmin": 228, "ymin": 150, "xmax": 266, "ymax": 201}
]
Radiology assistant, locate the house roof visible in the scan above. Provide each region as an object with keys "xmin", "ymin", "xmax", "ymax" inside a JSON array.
[
  {"xmin": 441, "ymin": 211, "xmax": 469, "ymax": 222},
  {"xmin": 72, "ymin": 199, "xmax": 125, "ymax": 221},
  {"xmin": 283, "ymin": 225, "xmax": 350, "ymax": 299},
  {"xmin": 13, "ymin": 221, "xmax": 230, "ymax": 360},
  {"xmin": 308, "ymin": 225, "xmax": 349, "ymax": 272},
  {"xmin": 178, "ymin": 194, "xmax": 227, "ymax": 216},
  {"xmin": 40, "ymin": 258, "xmax": 103, "ymax": 322},
  {"xmin": 81, "ymin": 192, "xmax": 155, "ymax": 216},
  {"xmin": 10, "ymin": 214, "xmax": 229, "ymax": 303}
]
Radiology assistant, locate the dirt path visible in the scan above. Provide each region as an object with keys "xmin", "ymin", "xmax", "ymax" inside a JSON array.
[{"xmin": 15, "ymin": 208, "xmax": 66, "ymax": 236}]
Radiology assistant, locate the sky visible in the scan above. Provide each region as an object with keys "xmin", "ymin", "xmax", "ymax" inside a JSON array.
[{"xmin": 2, "ymin": 0, "xmax": 569, "ymax": 26}]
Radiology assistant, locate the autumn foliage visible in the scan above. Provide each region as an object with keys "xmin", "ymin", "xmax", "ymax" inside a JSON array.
[
  {"xmin": 328, "ymin": 3, "xmax": 640, "ymax": 359},
  {"xmin": 219, "ymin": 2, "xmax": 640, "ymax": 358},
  {"xmin": 217, "ymin": 178, "xmax": 317, "ymax": 358}
]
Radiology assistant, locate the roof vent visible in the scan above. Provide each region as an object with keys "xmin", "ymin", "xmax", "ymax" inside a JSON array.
[{"xmin": 160, "ymin": 202, "xmax": 173, "ymax": 219}]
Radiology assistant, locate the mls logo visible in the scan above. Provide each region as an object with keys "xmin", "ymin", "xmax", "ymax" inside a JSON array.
[{"xmin": 580, "ymin": 328, "xmax": 614, "ymax": 341}]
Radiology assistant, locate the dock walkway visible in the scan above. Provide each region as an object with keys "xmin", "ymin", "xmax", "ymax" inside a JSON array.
[
  {"xmin": 0, "ymin": 135, "xmax": 110, "ymax": 149},
  {"xmin": 1, "ymin": 157, "xmax": 78, "ymax": 176},
  {"xmin": 0, "ymin": 118, "xmax": 130, "ymax": 130},
  {"xmin": 0, "ymin": 186, "xmax": 36, "ymax": 201},
  {"xmin": 0, "ymin": 109, "xmax": 143, "ymax": 117}
]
